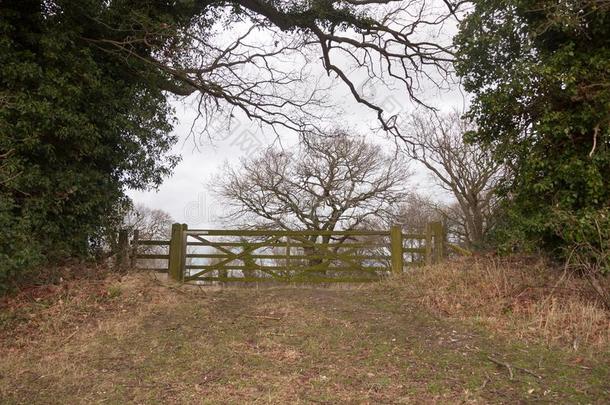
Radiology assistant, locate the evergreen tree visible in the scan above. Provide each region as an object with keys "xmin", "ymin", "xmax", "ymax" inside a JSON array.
[
  {"xmin": 455, "ymin": 0, "xmax": 610, "ymax": 272},
  {"xmin": 0, "ymin": 0, "xmax": 181, "ymax": 288}
]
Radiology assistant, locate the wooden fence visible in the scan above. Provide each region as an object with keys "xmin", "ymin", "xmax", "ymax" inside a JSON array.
[{"xmin": 125, "ymin": 222, "xmax": 446, "ymax": 283}]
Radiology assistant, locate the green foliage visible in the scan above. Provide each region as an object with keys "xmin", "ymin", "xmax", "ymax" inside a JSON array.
[
  {"xmin": 455, "ymin": 0, "xmax": 610, "ymax": 272},
  {"xmin": 0, "ymin": 196, "xmax": 42, "ymax": 293},
  {"xmin": 550, "ymin": 209, "xmax": 610, "ymax": 275},
  {"xmin": 0, "ymin": 0, "xmax": 181, "ymax": 290}
]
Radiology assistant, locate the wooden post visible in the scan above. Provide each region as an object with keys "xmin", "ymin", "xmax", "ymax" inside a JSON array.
[
  {"xmin": 168, "ymin": 223, "xmax": 185, "ymax": 282},
  {"xmin": 130, "ymin": 229, "xmax": 139, "ymax": 269},
  {"xmin": 425, "ymin": 223, "xmax": 433, "ymax": 266},
  {"xmin": 390, "ymin": 225, "xmax": 404, "ymax": 275},
  {"xmin": 117, "ymin": 229, "xmax": 129, "ymax": 270},
  {"xmin": 286, "ymin": 236, "xmax": 291, "ymax": 268},
  {"xmin": 430, "ymin": 221, "xmax": 445, "ymax": 264},
  {"xmin": 180, "ymin": 223, "xmax": 188, "ymax": 279}
]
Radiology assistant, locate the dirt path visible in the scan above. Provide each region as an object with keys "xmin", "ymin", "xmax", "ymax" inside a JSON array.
[{"xmin": 1, "ymin": 280, "xmax": 608, "ymax": 404}]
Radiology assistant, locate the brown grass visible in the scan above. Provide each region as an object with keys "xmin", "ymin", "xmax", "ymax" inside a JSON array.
[
  {"xmin": 0, "ymin": 263, "xmax": 173, "ymax": 351},
  {"xmin": 388, "ymin": 256, "xmax": 610, "ymax": 349},
  {"xmin": 1, "ymin": 259, "xmax": 609, "ymax": 403}
]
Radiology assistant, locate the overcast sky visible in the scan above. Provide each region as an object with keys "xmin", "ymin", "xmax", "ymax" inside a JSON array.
[{"xmin": 127, "ymin": 5, "xmax": 468, "ymax": 229}]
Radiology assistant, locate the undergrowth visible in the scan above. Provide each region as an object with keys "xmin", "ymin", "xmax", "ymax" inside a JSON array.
[{"xmin": 386, "ymin": 256, "xmax": 610, "ymax": 349}]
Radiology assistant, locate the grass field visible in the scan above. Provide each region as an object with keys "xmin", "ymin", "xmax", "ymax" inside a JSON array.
[{"xmin": 1, "ymin": 264, "xmax": 609, "ymax": 404}]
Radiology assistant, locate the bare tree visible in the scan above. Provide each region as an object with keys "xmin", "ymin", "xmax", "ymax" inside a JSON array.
[
  {"xmin": 397, "ymin": 193, "xmax": 442, "ymax": 232},
  {"xmin": 402, "ymin": 110, "xmax": 504, "ymax": 247},
  {"xmin": 83, "ymin": 1, "xmax": 462, "ymax": 139},
  {"xmin": 122, "ymin": 203, "xmax": 174, "ymax": 240},
  {"xmin": 215, "ymin": 132, "xmax": 410, "ymax": 243}
]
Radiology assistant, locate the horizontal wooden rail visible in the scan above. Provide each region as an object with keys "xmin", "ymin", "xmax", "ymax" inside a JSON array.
[
  {"xmin": 136, "ymin": 254, "xmax": 170, "ymax": 260},
  {"xmin": 185, "ymin": 265, "xmax": 388, "ymax": 272},
  {"xmin": 185, "ymin": 229, "xmax": 426, "ymax": 240},
  {"xmin": 402, "ymin": 248, "xmax": 427, "ymax": 254},
  {"xmin": 186, "ymin": 229, "xmax": 398, "ymax": 237},
  {"xmin": 447, "ymin": 243, "xmax": 472, "ymax": 256},
  {"xmin": 130, "ymin": 236, "xmax": 170, "ymax": 274},
  {"xmin": 137, "ymin": 267, "xmax": 169, "ymax": 273},
  {"xmin": 185, "ymin": 253, "xmax": 391, "ymax": 260},
  {"xmin": 184, "ymin": 248, "xmax": 425, "ymax": 256},
  {"xmin": 185, "ymin": 241, "xmax": 392, "ymax": 248},
  {"xmin": 184, "ymin": 276, "xmax": 381, "ymax": 284}
]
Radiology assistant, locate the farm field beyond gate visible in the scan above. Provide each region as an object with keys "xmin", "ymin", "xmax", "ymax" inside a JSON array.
[{"xmin": 1, "ymin": 272, "xmax": 608, "ymax": 404}]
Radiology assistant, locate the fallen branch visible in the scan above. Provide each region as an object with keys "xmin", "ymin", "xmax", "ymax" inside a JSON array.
[
  {"xmin": 480, "ymin": 372, "xmax": 491, "ymax": 390},
  {"xmin": 61, "ymin": 330, "xmax": 79, "ymax": 345},
  {"xmin": 516, "ymin": 366, "xmax": 543, "ymax": 380},
  {"xmin": 488, "ymin": 356, "xmax": 513, "ymax": 380},
  {"xmin": 487, "ymin": 356, "xmax": 543, "ymax": 380}
]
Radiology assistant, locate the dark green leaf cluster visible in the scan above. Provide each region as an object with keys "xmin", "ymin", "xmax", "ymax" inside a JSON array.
[
  {"xmin": 0, "ymin": 0, "xmax": 182, "ymax": 290},
  {"xmin": 455, "ymin": 0, "xmax": 610, "ymax": 272}
]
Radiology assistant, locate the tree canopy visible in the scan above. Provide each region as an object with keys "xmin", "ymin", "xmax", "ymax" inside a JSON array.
[{"xmin": 46, "ymin": 0, "xmax": 455, "ymax": 134}]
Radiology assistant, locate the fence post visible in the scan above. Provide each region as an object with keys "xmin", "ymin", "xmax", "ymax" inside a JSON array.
[
  {"xmin": 425, "ymin": 223, "xmax": 433, "ymax": 266},
  {"xmin": 390, "ymin": 225, "xmax": 404, "ymax": 275},
  {"xmin": 117, "ymin": 229, "xmax": 129, "ymax": 270},
  {"xmin": 285, "ymin": 236, "xmax": 291, "ymax": 268},
  {"xmin": 130, "ymin": 229, "xmax": 139, "ymax": 269},
  {"xmin": 180, "ymin": 223, "xmax": 188, "ymax": 279},
  {"xmin": 168, "ymin": 223, "xmax": 185, "ymax": 282},
  {"xmin": 430, "ymin": 221, "xmax": 445, "ymax": 264}
]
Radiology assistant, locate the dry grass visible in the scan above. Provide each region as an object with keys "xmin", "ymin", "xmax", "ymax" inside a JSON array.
[
  {"xmin": 389, "ymin": 256, "xmax": 610, "ymax": 349},
  {"xmin": 1, "ymin": 260, "xmax": 609, "ymax": 403},
  {"xmin": 0, "ymin": 264, "xmax": 183, "ymax": 352}
]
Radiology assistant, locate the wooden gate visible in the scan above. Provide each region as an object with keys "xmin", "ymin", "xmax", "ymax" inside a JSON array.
[{"xmin": 132, "ymin": 223, "xmax": 446, "ymax": 283}]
